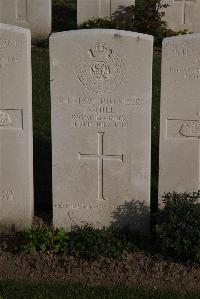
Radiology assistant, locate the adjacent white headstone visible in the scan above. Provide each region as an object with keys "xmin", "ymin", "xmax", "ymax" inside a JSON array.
[
  {"xmin": 159, "ymin": 34, "xmax": 200, "ymax": 202},
  {"xmin": 50, "ymin": 29, "xmax": 153, "ymax": 233},
  {"xmin": 0, "ymin": 0, "xmax": 52, "ymax": 40},
  {"xmin": 77, "ymin": 0, "xmax": 135, "ymax": 25},
  {"xmin": 0, "ymin": 24, "xmax": 33, "ymax": 229},
  {"xmin": 162, "ymin": 0, "xmax": 200, "ymax": 32}
]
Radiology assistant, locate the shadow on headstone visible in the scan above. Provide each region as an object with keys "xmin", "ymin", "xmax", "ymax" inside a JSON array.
[{"xmin": 111, "ymin": 199, "xmax": 150, "ymax": 234}]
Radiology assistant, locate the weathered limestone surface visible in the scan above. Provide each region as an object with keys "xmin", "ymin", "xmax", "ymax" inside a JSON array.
[
  {"xmin": 77, "ymin": 0, "xmax": 135, "ymax": 25},
  {"xmin": 159, "ymin": 34, "xmax": 200, "ymax": 203},
  {"xmin": 162, "ymin": 0, "xmax": 200, "ymax": 32},
  {"xmin": 50, "ymin": 29, "xmax": 153, "ymax": 233},
  {"xmin": 0, "ymin": 0, "xmax": 52, "ymax": 40},
  {"xmin": 0, "ymin": 23, "xmax": 33, "ymax": 229}
]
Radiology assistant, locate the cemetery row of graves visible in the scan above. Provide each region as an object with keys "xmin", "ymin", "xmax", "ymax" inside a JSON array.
[
  {"xmin": 2, "ymin": 0, "xmax": 200, "ymax": 40},
  {"xmin": 0, "ymin": 20, "xmax": 200, "ymax": 264},
  {"xmin": 1, "ymin": 1, "xmax": 200, "ymax": 295}
]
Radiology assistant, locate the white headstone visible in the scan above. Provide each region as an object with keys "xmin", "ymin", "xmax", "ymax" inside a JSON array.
[
  {"xmin": 162, "ymin": 0, "xmax": 200, "ymax": 32},
  {"xmin": 50, "ymin": 29, "xmax": 153, "ymax": 233},
  {"xmin": 159, "ymin": 34, "xmax": 200, "ymax": 202},
  {"xmin": 0, "ymin": 0, "xmax": 52, "ymax": 40},
  {"xmin": 77, "ymin": 0, "xmax": 135, "ymax": 25},
  {"xmin": 0, "ymin": 23, "xmax": 33, "ymax": 229}
]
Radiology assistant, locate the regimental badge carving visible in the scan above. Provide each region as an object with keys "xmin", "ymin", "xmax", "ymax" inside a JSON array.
[
  {"xmin": 179, "ymin": 120, "xmax": 200, "ymax": 138},
  {"xmin": 0, "ymin": 111, "xmax": 11, "ymax": 126},
  {"xmin": 75, "ymin": 41, "xmax": 125, "ymax": 94}
]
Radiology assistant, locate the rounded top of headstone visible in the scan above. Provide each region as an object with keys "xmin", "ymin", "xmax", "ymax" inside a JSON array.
[
  {"xmin": 50, "ymin": 29, "xmax": 153, "ymax": 42},
  {"xmin": 0, "ymin": 23, "xmax": 31, "ymax": 35},
  {"xmin": 163, "ymin": 33, "xmax": 200, "ymax": 45}
]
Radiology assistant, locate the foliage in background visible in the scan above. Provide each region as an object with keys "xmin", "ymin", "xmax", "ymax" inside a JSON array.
[
  {"xmin": 21, "ymin": 225, "xmax": 137, "ymax": 259},
  {"xmin": 52, "ymin": 0, "xmax": 76, "ymax": 32},
  {"xmin": 156, "ymin": 191, "xmax": 200, "ymax": 263},
  {"xmin": 80, "ymin": 0, "xmax": 175, "ymax": 46},
  {"xmin": 80, "ymin": 17, "xmax": 114, "ymax": 29}
]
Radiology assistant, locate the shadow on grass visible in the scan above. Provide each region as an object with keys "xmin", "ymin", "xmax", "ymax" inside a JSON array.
[
  {"xmin": 0, "ymin": 280, "xmax": 198, "ymax": 299},
  {"xmin": 33, "ymin": 137, "xmax": 52, "ymax": 222}
]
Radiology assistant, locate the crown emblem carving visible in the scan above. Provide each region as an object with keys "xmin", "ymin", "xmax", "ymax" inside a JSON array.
[
  {"xmin": 89, "ymin": 42, "xmax": 111, "ymax": 60},
  {"xmin": 76, "ymin": 41, "xmax": 125, "ymax": 94}
]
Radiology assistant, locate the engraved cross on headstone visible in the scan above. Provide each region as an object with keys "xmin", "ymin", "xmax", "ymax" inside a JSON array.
[
  {"xmin": 167, "ymin": 112, "xmax": 200, "ymax": 189},
  {"xmin": 78, "ymin": 132, "xmax": 123, "ymax": 201},
  {"xmin": 174, "ymin": 0, "xmax": 196, "ymax": 25}
]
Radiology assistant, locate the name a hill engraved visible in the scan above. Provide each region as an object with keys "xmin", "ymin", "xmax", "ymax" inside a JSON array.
[{"xmin": 56, "ymin": 96, "xmax": 145, "ymax": 129}]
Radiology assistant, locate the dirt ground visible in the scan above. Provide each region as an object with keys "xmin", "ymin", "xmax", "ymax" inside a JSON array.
[{"xmin": 0, "ymin": 233, "xmax": 200, "ymax": 293}]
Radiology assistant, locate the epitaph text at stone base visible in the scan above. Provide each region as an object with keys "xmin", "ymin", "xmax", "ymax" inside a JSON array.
[
  {"xmin": 50, "ymin": 29, "xmax": 153, "ymax": 233},
  {"xmin": 0, "ymin": 23, "xmax": 33, "ymax": 229}
]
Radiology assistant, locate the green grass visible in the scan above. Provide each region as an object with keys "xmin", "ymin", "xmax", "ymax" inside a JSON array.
[
  {"xmin": 32, "ymin": 48, "xmax": 50, "ymax": 141},
  {"xmin": 0, "ymin": 281, "xmax": 199, "ymax": 299}
]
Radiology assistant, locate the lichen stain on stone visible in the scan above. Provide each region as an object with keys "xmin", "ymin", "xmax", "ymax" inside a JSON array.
[{"xmin": 113, "ymin": 33, "xmax": 122, "ymax": 39}]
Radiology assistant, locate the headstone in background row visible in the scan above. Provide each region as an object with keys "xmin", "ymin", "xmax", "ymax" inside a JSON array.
[
  {"xmin": 159, "ymin": 34, "xmax": 200, "ymax": 202},
  {"xmin": 162, "ymin": 0, "xmax": 200, "ymax": 32},
  {"xmin": 0, "ymin": 0, "xmax": 52, "ymax": 40},
  {"xmin": 77, "ymin": 0, "xmax": 135, "ymax": 25},
  {"xmin": 0, "ymin": 23, "xmax": 33, "ymax": 229},
  {"xmin": 50, "ymin": 29, "xmax": 153, "ymax": 233}
]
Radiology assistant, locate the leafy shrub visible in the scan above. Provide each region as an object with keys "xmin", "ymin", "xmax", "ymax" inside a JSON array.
[
  {"xmin": 52, "ymin": 0, "xmax": 76, "ymax": 32},
  {"xmin": 80, "ymin": 17, "xmax": 114, "ymax": 29},
  {"xmin": 21, "ymin": 227, "xmax": 69, "ymax": 253},
  {"xmin": 67, "ymin": 226, "xmax": 136, "ymax": 260},
  {"xmin": 156, "ymin": 191, "xmax": 200, "ymax": 263},
  {"xmin": 21, "ymin": 225, "xmax": 137, "ymax": 259}
]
